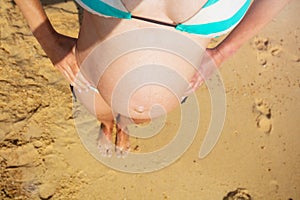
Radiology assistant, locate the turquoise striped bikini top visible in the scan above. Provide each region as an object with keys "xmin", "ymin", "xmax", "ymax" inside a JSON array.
[{"xmin": 75, "ymin": 0, "xmax": 251, "ymax": 38}]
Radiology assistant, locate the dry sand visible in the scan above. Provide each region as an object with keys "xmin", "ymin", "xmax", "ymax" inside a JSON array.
[{"xmin": 0, "ymin": 0, "xmax": 299, "ymax": 199}]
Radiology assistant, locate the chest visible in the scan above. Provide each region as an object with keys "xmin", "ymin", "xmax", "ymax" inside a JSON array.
[{"xmin": 121, "ymin": 0, "xmax": 208, "ymax": 24}]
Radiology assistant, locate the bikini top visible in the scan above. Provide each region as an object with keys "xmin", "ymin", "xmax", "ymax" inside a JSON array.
[{"xmin": 75, "ymin": 0, "xmax": 251, "ymax": 38}]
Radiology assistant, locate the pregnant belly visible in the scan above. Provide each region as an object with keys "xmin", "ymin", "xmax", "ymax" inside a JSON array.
[{"xmin": 76, "ymin": 17, "xmax": 209, "ymax": 119}]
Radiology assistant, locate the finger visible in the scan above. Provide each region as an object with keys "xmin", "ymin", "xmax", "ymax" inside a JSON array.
[
  {"xmin": 196, "ymin": 73, "xmax": 203, "ymax": 84},
  {"xmin": 64, "ymin": 66, "xmax": 77, "ymax": 85},
  {"xmin": 76, "ymin": 70, "xmax": 92, "ymax": 87},
  {"xmin": 61, "ymin": 70, "xmax": 75, "ymax": 86},
  {"xmin": 65, "ymin": 60, "xmax": 82, "ymax": 87},
  {"xmin": 184, "ymin": 86, "xmax": 195, "ymax": 96},
  {"xmin": 74, "ymin": 72, "xmax": 89, "ymax": 91},
  {"xmin": 194, "ymin": 80, "xmax": 203, "ymax": 90},
  {"xmin": 67, "ymin": 58, "xmax": 93, "ymax": 91},
  {"xmin": 68, "ymin": 54, "xmax": 80, "ymax": 75},
  {"xmin": 73, "ymin": 70, "xmax": 99, "ymax": 94},
  {"xmin": 184, "ymin": 82, "xmax": 198, "ymax": 95}
]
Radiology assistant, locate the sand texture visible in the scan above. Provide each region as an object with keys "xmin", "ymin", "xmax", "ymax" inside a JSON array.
[{"xmin": 0, "ymin": 0, "xmax": 299, "ymax": 199}]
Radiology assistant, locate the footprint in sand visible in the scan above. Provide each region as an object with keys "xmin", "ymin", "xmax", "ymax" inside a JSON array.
[
  {"xmin": 223, "ymin": 188, "xmax": 252, "ymax": 200},
  {"xmin": 256, "ymin": 115, "xmax": 272, "ymax": 134},
  {"xmin": 254, "ymin": 37, "xmax": 283, "ymax": 67},
  {"xmin": 253, "ymin": 99, "xmax": 273, "ymax": 134},
  {"xmin": 270, "ymin": 46, "xmax": 282, "ymax": 57},
  {"xmin": 254, "ymin": 37, "xmax": 269, "ymax": 51},
  {"xmin": 254, "ymin": 37, "xmax": 269, "ymax": 67}
]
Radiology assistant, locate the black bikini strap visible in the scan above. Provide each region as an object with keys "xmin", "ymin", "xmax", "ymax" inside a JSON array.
[{"xmin": 131, "ymin": 15, "xmax": 176, "ymax": 28}]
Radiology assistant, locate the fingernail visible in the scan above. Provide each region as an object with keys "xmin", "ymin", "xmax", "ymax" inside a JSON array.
[
  {"xmin": 88, "ymin": 85, "xmax": 99, "ymax": 93},
  {"xmin": 186, "ymin": 83, "xmax": 193, "ymax": 90},
  {"xmin": 83, "ymin": 81, "xmax": 90, "ymax": 87}
]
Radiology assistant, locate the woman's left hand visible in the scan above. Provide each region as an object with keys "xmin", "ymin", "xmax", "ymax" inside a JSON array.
[{"xmin": 185, "ymin": 47, "xmax": 225, "ymax": 95}]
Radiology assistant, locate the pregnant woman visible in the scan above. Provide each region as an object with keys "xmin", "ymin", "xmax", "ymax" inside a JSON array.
[{"xmin": 15, "ymin": 0, "xmax": 290, "ymax": 156}]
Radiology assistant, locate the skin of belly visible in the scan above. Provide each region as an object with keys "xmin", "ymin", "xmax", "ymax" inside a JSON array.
[
  {"xmin": 98, "ymin": 49, "xmax": 196, "ymax": 119},
  {"xmin": 75, "ymin": 1, "xmax": 211, "ymax": 120}
]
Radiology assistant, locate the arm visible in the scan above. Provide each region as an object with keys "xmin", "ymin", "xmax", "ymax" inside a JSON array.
[
  {"xmin": 212, "ymin": 0, "xmax": 292, "ymax": 66},
  {"xmin": 187, "ymin": 0, "xmax": 292, "ymax": 92},
  {"xmin": 14, "ymin": 0, "xmax": 55, "ymax": 38},
  {"xmin": 14, "ymin": 0, "xmax": 83, "ymax": 87}
]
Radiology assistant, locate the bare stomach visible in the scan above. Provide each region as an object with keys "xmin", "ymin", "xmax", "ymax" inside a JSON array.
[{"xmin": 75, "ymin": 11, "xmax": 211, "ymax": 119}]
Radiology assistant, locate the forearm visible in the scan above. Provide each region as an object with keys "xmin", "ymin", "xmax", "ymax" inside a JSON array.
[
  {"xmin": 14, "ymin": 0, "xmax": 75, "ymax": 65},
  {"xmin": 14, "ymin": 0, "xmax": 56, "ymax": 41},
  {"xmin": 14, "ymin": 1, "xmax": 84, "ymax": 86},
  {"xmin": 217, "ymin": 0, "xmax": 292, "ymax": 60}
]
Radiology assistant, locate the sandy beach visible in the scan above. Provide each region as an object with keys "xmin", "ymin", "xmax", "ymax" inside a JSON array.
[{"xmin": 0, "ymin": 0, "xmax": 299, "ymax": 199}]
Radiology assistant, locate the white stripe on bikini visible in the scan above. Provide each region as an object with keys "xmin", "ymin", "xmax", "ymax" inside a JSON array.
[
  {"xmin": 101, "ymin": 0, "xmax": 128, "ymax": 12},
  {"xmin": 182, "ymin": 0, "xmax": 247, "ymax": 25},
  {"xmin": 201, "ymin": 19, "xmax": 241, "ymax": 38},
  {"xmin": 75, "ymin": 0, "xmax": 128, "ymax": 18},
  {"xmin": 75, "ymin": 0, "xmax": 103, "ymax": 16}
]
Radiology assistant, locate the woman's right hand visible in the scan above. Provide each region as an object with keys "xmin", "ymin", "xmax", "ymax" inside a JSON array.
[
  {"xmin": 38, "ymin": 31, "xmax": 91, "ymax": 90},
  {"xmin": 14, "ymin": 0, "xmax": 93, "ymax": 91}
]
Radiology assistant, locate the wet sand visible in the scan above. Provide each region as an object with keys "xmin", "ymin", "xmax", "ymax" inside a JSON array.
[{"xmin": 0, "ymin": 0, "xmax": 299, "ymax": 199}]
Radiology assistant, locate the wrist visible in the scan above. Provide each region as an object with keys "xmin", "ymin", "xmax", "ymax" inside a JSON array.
[
  {"xmin": 216, "ymin": 41, "xmax": 239, "ymax": 62},
  {"xmin": 207, "ymin": 46, "xmax": 226, "ymax": 67},
  {"xmin": 32, "ymin": 19, "xmax": 57, "ymax": 43},
  {"xmin": 35, "ymin": 30, "xmax": 76, "ymax": 65},
  {"xmin": 34, "ymin": 26, "xmax": 62, "ymax": 64}
]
